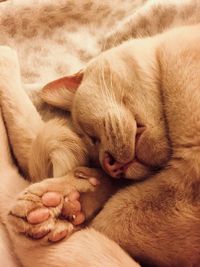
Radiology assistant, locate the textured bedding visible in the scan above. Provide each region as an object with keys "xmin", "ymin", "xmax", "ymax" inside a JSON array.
[{"xmin": 0, "ymin": 0, "xmax": 145, "ymax": 85}]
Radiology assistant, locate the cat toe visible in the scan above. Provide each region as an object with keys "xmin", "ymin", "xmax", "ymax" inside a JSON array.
[
  {"xmin": 27, "ymin": 208, "xmax": 50, "ymax": 224},
  {"xmin": 48, "ymin": 220, "xmax": 74, "ymax": 242},
  {"xmin": 42, "ymin": 192, "xmax": 62, "ymax": 207}
]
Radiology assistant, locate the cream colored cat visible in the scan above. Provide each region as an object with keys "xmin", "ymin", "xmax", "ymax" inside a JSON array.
[
  {"xmin": 0, "ymin": 46, "xmax": 139, "ymax": 267},
  {"xmin": 1, "ymin": 1, "xmax": 200, "ymax": 267},
  {"xmin": 40, "ymin": 24, "xmax": 200, "ymax": 266}
]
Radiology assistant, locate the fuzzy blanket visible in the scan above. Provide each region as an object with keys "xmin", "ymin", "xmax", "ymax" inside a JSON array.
[{"xmin": 0, "ymin": 0, "xmax": 145, "ymax": 85}]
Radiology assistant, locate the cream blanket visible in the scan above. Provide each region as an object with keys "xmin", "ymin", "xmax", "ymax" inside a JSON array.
[{"xmin": 0, "ymin": 0, "xmax": 145, "ymax": 84}]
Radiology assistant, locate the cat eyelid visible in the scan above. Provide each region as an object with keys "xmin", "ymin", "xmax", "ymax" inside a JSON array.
[
  {"xmin": 80, "ymin": 129, "xmax": 100, "ymax": 145},
  {"xmin": 77, "ymin": 120, "xmax": 100, "ymax": 145},
  {"xmin": 87, "ymin": 134, "xmax": 100, "ymax": 145}
]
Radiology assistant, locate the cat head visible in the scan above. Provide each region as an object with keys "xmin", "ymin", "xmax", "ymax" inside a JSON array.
[{"xmin": 41, "ymin": 45, "xmax": 170, "ymax": 180}]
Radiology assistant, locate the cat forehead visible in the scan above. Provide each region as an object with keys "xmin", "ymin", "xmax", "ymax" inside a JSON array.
[
  {"xmin": 83, "ymin": 64, "xmax": 127, "ymax": 94},
  {"xmin": 84, "ymin": 48, "xmax": 137, "ymax": 89}
]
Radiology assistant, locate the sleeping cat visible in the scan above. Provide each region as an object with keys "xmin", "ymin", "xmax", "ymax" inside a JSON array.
[
  {"xmin": 40, "ymin": 24, "xmax": 200, "ymax": 266},
  {"xmin": 1, "ymin": 1, "xmax": 200, "ymax": 267}
]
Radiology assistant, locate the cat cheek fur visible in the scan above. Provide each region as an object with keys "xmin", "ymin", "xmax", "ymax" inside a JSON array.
[{"xmin": 135, "ymin": 129, "xmax": 170, "ymax": 167}]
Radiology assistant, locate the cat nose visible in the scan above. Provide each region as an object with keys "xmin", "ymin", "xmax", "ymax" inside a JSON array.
[{"xmin": 103, "ymin": 152, "xmax": 127, "ymax": 178}]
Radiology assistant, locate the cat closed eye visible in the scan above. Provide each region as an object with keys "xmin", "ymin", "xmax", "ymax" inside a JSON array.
[{"xmin": 89, "ymin": 135, "xmax": 100, "ymax": 145}]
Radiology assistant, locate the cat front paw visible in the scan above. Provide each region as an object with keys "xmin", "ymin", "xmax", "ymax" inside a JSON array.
[{"xmin": 8, "ymin": 170, "xmax": 99, "ymax": 242}]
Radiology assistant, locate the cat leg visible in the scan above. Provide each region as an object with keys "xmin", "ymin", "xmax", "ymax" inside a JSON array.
[
  {"xmin": 0, "ymin": 46, "xmax": 44, "ymax": 176},
  {"xmin": 0, "ymin": 224, "xmax": 21, "ymax": 267},
  {"xmin": 0, "ymin": 107, "xmax": 29, "ymax": 267},
  {"xmin": 0, "ymin": 107, "xmax": 29, "ymax": 220},
  {"xmin": 9, "ymin": 227, "xmax": 139, "ymax": 267},
  {"xmin": 89, "ymin": 166, "xmax": 200, "ymax": 267}
]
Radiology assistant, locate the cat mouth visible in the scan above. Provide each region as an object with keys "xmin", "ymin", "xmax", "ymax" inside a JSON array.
[{"xmin": 136, "ymin": 123, "xmax": 146, "ymax": 140}]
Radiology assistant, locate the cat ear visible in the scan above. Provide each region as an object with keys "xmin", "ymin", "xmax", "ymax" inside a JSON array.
[{"xmin": 40, "ymin": 70, "xmax": 83, "ymax": 111}]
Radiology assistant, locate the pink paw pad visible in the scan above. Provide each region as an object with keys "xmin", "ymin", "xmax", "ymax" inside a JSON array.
[
  {"xmin": 27, "ymin": 208, "xmax": 50, "ymax": 224},
  {"xmin": 42, "ymin": 192, "xmax": 61, "ymax": 207}
]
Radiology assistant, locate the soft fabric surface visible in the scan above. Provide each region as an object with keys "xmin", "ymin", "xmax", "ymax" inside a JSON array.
[{"xmin": 0, "ymin": 0, "xmax": 145, "ymax": 85}]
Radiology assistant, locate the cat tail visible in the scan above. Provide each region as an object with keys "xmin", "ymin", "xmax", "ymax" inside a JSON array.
[{"xmin": 28, "ymin": 118, "xmax": 89, "ymax": 181}]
